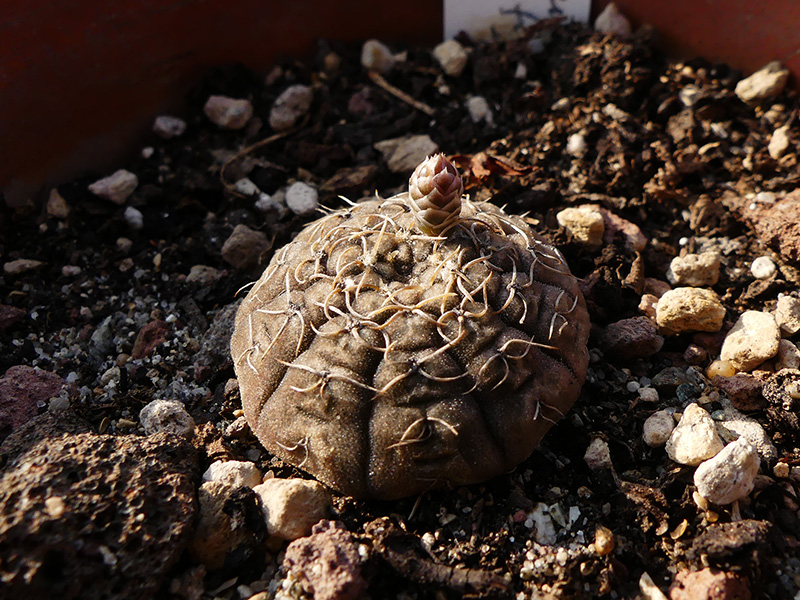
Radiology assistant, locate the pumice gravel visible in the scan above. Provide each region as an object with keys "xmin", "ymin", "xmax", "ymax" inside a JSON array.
[{"xmin": 231, "ymin": 154, "xmax": 590, "ymax": 499}]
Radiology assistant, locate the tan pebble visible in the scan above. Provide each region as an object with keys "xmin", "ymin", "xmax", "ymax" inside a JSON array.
[
  {"xmin": 706, "ymin": 359, "xmax": 736, "ymax": 379},
  {"xmin": 45, "ymin": 496, "xmax": 66, "ymax": 518},
  {"xmin": 594, "ymin": 525, "xmax": 615, "ymax": 556},
  {"xmin": 692, "ymin": 490, "xmax": 709, "ymax": 510},
  {"xmin": 774, "ymin": 462, "xmax": 790, "ymax": 478}
]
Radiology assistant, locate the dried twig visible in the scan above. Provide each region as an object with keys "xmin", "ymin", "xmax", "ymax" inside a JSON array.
[{"xmin": 368, "ymin": 70, "xmax": 436, "ymax": 116}]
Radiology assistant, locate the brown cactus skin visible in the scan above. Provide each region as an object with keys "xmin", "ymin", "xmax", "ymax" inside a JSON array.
[
  {"xmin": 231, "ymin": 155, "xmax": 590, "ymax": 500},
  {"xmin": 407, "ymin": 154, "xmax": 464, "ymax": 235}
]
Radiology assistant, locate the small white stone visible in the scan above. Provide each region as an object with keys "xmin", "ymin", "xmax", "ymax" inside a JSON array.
[
  {"xmin": 584, "ymin": 438, "xmax": 613, "ymax": 471},
  {"xmin": 775, "ymin": 295, "xmax": 800, "ymax": 336},
  {"xmin": 46, "ymin": 188, "xmax": 70, "ymax": 219},
  {"xmin": 116, "ymin": 237, "xmax": 133, "ymax": 254},
  {"xmin": 139, "ymin": 399, "xmax": 195, "ymax": 438},
  {"xmin": 88, "ymin": 169, "xmax": 139, "ymax": 205},
  {"xmin": 361, "ymin": 39, "xmax": 395, "ymax": 74},
  {"xmin": 639, "ymin": 572, "xmax": 669, "ymax": 600},
  {"xmin": 4, "ymin": 259, "xmax": 44, "ymax": 276},
  {"xmin": 768, "ymin": 124, "xmax": 791, "ymax": 159},
  {"xmin": 566, "ymin": 133, "xmax": 587, "ymax": 157},
  {"xmin": 252, "ymin": 478, "xmax": 331, "ymax": 540},
  {"xmin": 529, "ymin": 503, "xmax": 558, "ymax": 545},
  {"xmin": 234, "ymin": 178, "xmax": 259, "ymax": 196},
  {"xmin": 666, "ymin": 252, "xmax": 720, "ymax": 287},
  {"xmin": 720, "ymin": 310, "xmax": 781, "ymax": 371},
  {"xmin": 735, "ymin": 61, "xmax": 790, "ymax": 106},
  {"xmin": 643, "ymin": 411, "xmax": 675, "ymax": 448},
  {"xmin": 123, "ymin": 206, "xmax": 144, "ymax": 230},
  {"xmin": 432, "ymin": 39, "xmax": 469, "ymax": 77},
  {"xmin": 665, "ymin": 403, "xmax": 724, "ymax": 466},
  {"xmin": 202, "ymin": 460, "xmax": 262, "ymax": 488},
  {"xmin": 153, "ymin": 115, "xmax": 187, "ymax": 139},
  {"xmin": 656, "ymin": 288, "xmax": 726, "ymax": 334},
  {"xmin": 254, "ymin": 193, "xmax": 285, "ymax": 216},
  {"xmin": 556, "ymin": 206, "xmax": 604, "ymax": 249},
  {"xmin": 514, "ymin": 62, "xmax": 527, "ymax": 79},
  {"xmin": 186, "ymin": 265, "xmax": 220, "ymax": 285},
  {"xmin": 204, "ymin": 95, "xmax": 253, "ymax": 130},
  {"xmin": 61, "ymin": 265, "xmax": 82, "ymax": 277},
  {"xmin": 465, "ymin": 96, "xmax": 493, "ymax": 125},
  {"xmin": 269, "ymin": 84, "xmax": 313, "ymax": 132},
  {"xmin": 638, "ymin": 387, "xmax": 659, "ymax": 403},
  {"xmin": 750, "ymin": 256, "xmax": 777, "ymax": 279},
  {"xmin": 594, "ymin": 2, "xmax": 632, "ymax": 37},
  {"xmin": 776, "ymin": 339, "xmax": 800, "ymax": 370},
  {"xmin": 285, "ymin": 181, "xmax": 319, "ymax": 216},
  {"xmin": 718, "ymin": 407, "xmax": 778, "ymax": 462},
  {"xmin": 141, "ymin": 146, "xmax": 155, "ymax": 159},
  {"xmin": 693, "ymin": 438, "xmax": 759, "ymax": 505},
  {"xmin": 679, "ymin": 85, "xmax": 700, "ymax": 108}
]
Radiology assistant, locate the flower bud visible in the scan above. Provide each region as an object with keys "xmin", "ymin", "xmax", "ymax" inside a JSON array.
[{"xmin": 407, "ymin": 154, "xmax": 463, "ymax": 235}]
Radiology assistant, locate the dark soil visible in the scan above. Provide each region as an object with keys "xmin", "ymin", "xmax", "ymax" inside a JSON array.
[{"xmin": 2, "ymin": 21, "xmax": 800, "ymax": 600}]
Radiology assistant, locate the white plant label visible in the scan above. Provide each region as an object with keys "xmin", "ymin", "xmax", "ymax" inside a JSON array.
[{"xmin": 444, "ymin": 0, "xmax": 591, "ymax": 41}]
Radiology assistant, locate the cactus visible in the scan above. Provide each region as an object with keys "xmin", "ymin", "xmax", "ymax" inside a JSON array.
[{"xmin": 230, "ymin": 155, "xmax": 590, "ymax": 500}]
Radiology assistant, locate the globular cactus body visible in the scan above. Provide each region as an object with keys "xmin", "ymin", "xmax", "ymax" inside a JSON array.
[{"xmin": 231, "ymin": 155, "xmax": 590, "ymax": 499}]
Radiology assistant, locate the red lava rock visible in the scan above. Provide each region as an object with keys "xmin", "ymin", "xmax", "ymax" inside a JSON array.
[
  {"xmin": 669, "ymin": 568, "xmax": 751, "ymax": 600},
  {"xmin": 283, "ymin": 520, "xmax": 367, "ymax": 600},
  {"xmin": 0, "ymin": 412, "xmax": 199, "ymax": 599},
  {"xmin": 0, "ymin": 365, "xmax": 66, "ymax": 438},
  {"xmin": 132, "ymin": 319, "xmax": 170, "ymax": 359},
  {"xmin": 600, "ymin": 316, "xmax": 663, "ymax": 361},
  {"xmin": 0, "ymin": 304, "xmax": 26, "ymax": 331},
  {"xmin": 684, "ymin": 344, "xmax": 708, "ymax": 365},
  {"xmin": 711, "ymin": 373, "xmax": 765, "ymax": 411}
]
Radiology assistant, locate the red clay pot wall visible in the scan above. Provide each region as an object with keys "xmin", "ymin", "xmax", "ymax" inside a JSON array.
[{"xmin": 1, "ymin": 1, "xmax": 797, "ymax": 204}]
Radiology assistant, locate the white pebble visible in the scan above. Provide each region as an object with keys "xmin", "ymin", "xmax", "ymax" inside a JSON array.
[
  {"xmin": 269, "ymin": 84, "xmax": 313, "ymax": 132},
  {"xmin": 203, "ymin": 95, "xmax": 253, "ymax": 130},
  {"xmin": 656, "ymin": 287, "xmax": 725, "ymax": 334},
  {"xmin": 285, "ymin": 181, "xmax": 319, "ymax": 216},
  {"xmin": 88, "ymin": 169, "xmax": 139, "ymax": 205},
  {"xmin": 566, "ymin": 133, "xmax": 587, "ymax": 156},
  {"xmin": 594, "ymin": 2, "xmax": 632, "ymax": 37},
  {"xmin": 776, "ymin": 339, "xmax": 800, "ymax": 370},
  {"xmin": 234, "ymin": 178, "xmax": 259, "ymax": 196},
  {"xmin": 252, "ymin": 478, "xmax": 331, "ymax": 540},
  {"xmin": 693, "ymin": 438, "xmax": 759, "ymax": 505},
  {"xmin": 153, "ymin": 115, "xmax": 187, "ymax": 139},
  {"xmin": 775, "ymin": 295, "xmax": 800, "ymax": 336},
  {"xmin": 720, "ymin": 310, "xmax": 780, "ymax": 371},
  {"xmin": 666, "ymin": 251, "xmax": 720, "ymax": 287},
  {"xmin": 202, "ymin": 460, "xmax": 262, "ymax": 488},
  {"xmin": 139, "ymin": 399, "xmax": 195, "ymax": 438},
  {"xmin": 61, "ymin": 265, "xmax": 82, "ymax": 277},
  {"xmin": 141, "ymin": 146, "xmax": 155, "ymax": 159},
  {"xmin": 584, "ymin": 438, "xmax": 613, "ymax": 471},
  {"xmin": 665, "ymin": 403, "xmax": 724, "ymax": 466},
  {"xmin": 556, "ymin": 206, "xmax": 604, "ymax": 249},
  {"xmin": 750, "ymin": 256, "xmax": 776, "ymax": 279},
  {"xmin": 638, "ymin": 387, "xmax": 659, "ymax": 403},
  {"xmin": 768, "ymin": 124, "xmax": 791, "ymax": 159},
  {"xmin": 361, "ymin": 39, "xmax": 395, "ymax": 74},
  {"xmin": 643, "ymin": 411, "xmax": 675, "ymax": 448},
  {"xmin": 432, "ymin": 39, "xmax": 468, "ymax": 77},
  {"xmin": 735, "ymin": 61, "xmax": 790, "ymax": 106},
  {"xmin": 718, "ymin": 407, "xmax": 777, "ymax": 462},
  {"xmin": 123, "ymin": 206, "xmax": 144, "ymax": 230},
  {"xmin": 465, "ymin": 96, "xmax": 493, "ymax": 125}
]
